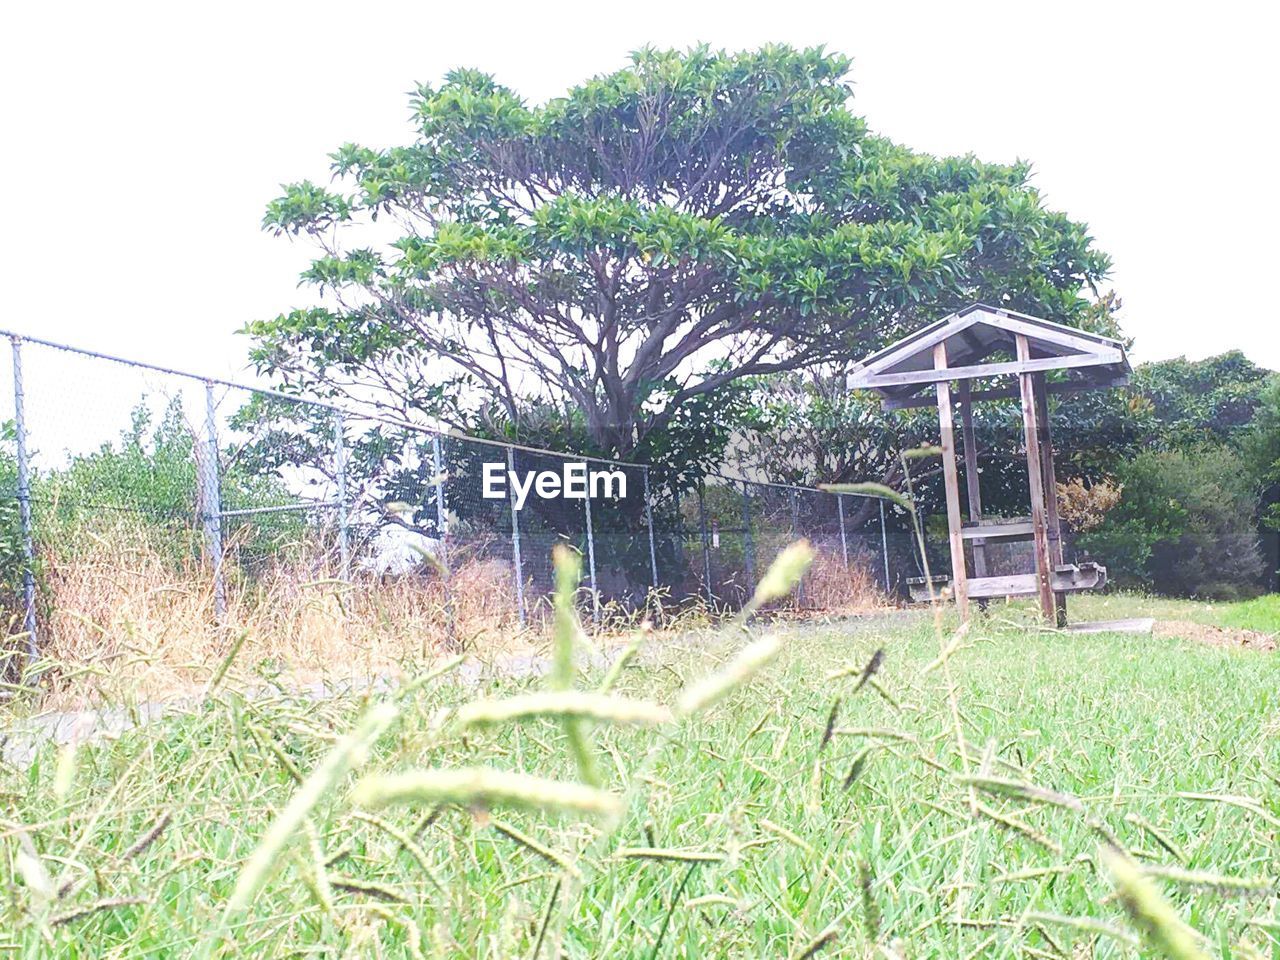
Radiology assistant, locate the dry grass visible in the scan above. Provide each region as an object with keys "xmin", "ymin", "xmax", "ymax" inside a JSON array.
[
  {"xmin": 25, "ymin": 524, "xmax": 524, "ymax": 708},
  {"xmin": 792, "ymin": 543, "xmax": 886, "ymax": 615},
  {"xmin": 1153, "ymin": 619, "xmax": 1278, "ymax": 652},
  {"xmin": 12, "ymin": 524, "xmax": 888, "ymax": 709}
]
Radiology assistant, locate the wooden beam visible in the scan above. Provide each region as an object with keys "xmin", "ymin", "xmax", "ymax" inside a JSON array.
[
  {"xmin": 881, "ymin": 376, "xmax": 1130, "ymax": 410},
  {"xmin": 858, "ymin": 349, "xmax": 1125, "ymax": 391},
  {"xmin": 964, "ymin": 574, "xmax": 1057, "ymax": 600},
  {"xmin": 934, "ymin": 342, "xmax": 969, "ymax": 620},
  {"xmin": 967, "ymin": 307, "xmax": 1126, "ymax": 356},
  {"xmin": 908, "ymin": 564, "xmax": 1107, "ymax": 601},
  {"xmin": 1033, "ymin": 372, "xmax": 1067, "ymax": 626},
  {"xmin": 961, "ymin": 521, "xmax": 1034, "ymax": 540},
  {"xmin": 957, "ymin": 379, "xmax": 987, "ymax": 578},
  {"xmin": 1017, "ymin": 335, "xmax": 1056, "ymax": 623},
  {"xmin": 854, "ymin": 312, "xmax": 984, "ymax": 378}
]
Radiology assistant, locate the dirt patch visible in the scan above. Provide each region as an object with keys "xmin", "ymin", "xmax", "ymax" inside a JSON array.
[{"xmin": 1154, "ymin": 619, "xmax": 1277, "ymax": 652}]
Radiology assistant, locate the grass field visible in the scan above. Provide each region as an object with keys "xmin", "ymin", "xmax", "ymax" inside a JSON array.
[
  {"xmin": 1217, "ymin": 595, "xmax": 1280, "ymax": 636},
  {"xmin": 3, "ymin": 577, "xmax": 1279, "ymax": 957},
  {"xmin": 1071, "ymin": 592, "xmax": 1280, "ymax": 637}
]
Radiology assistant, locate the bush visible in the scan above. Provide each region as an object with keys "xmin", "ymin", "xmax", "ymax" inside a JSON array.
[
  {"xmin": 1055, "ymin": 478, "xmax": 1121, "ymax": 533},
  {"xmin": 39, "ymin": 397, "xmax": 305, "ymax": 565},
  {"xmin": 0, "ymin": 398, "xmax": 309, "ymax": 646},
  {"xmin": 1078, "ymin": 446, "xmax": 1263, "ymax": 599}
]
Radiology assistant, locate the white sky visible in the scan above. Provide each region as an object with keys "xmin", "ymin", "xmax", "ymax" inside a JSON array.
[{"xmin": 3, "ymin": 0, "xmax": 1277, "ymax": 390}]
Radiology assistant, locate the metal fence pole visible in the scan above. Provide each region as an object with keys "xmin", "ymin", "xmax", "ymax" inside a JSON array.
[
  {"xmin": 790, "ymin": 487, "xmax": 804, "ymax": 605},
  {"xmin": 202, "ymin": 382, "xmax": 226, "ymax": 622},
  {"xmin": 741, "ymin": 481, "xmax": 755, "ymax": 590},
  {"xmin": 837, "ymin": 493, "xmax": 849, "ymax": 568},
  {"xmin": 11, "ymin": 337, "xmax": 37, "ymax": 662},
  {"xmin": 879, "ymin": 498, "xmax": 891, "ymax": 591},
  {"xmin": 432, "ymin": 434, "xmax": 447, "ymax": 536},
  {"xmin": 333, "ymin": 410, "xmax": 349, "ymax": 580},
  {"xmin": 507, "ymin": 446, "xmax": 525, "ymax": 624},
  {"xmin": 583, "ymin": 464, "xmax": 599, "ymax": 626},
  {"xmin": 642, "ymin": 466, "xmax": 658, "ymax": 591},
  {"xmin": 698, "ymin": 485, "xmax": 712, "ymax": 605}
]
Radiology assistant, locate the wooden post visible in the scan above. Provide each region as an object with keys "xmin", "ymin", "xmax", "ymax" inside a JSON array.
[
  {"xmin": 1033, "ymin": 372, "xmax": 1067, "ymax": 626},
  {"xmin": 1016, "ymin": 335, "xmax": 1056, "ymax": 623},
  {"xmin": 933, "ymin": 342, "xmax": 969, "ymax": 620},
  {"xmin": 957, "ymin": 379, "xmax": 987, "ymax": 578}
]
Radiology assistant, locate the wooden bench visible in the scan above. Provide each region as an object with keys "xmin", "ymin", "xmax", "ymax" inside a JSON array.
[{"xmin": 907, "ymin": 562, "xmax": 1107, "ymax": 603}]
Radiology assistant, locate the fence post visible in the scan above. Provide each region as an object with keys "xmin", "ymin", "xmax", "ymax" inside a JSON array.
[
  {"xmin": 202, "ymin": 382, "xmax": 226, "ymax": 622},
  {"xmin": 432, "ymin": 433, "xmax": 448, "ymax": 550},
  {"xmin": 333, "ymin": 410, "xmax": 349, "ymax": 580},
  {"xmin": 837, "ymin": 493, "xmax": 849, "ymax": 568},
  {"xmin": 698, "ymin": 485, "xmax": 712, "ymax": 605},
  {"xmin": 879, "ymin": 498, "xmax": 891, "ymax": 592},
  {"xmin": 790, "ymin": 487, "xmax": 804, "ymax": 605},
  {"xmin": 642, "ymin": 466, "xmax": 658, "ymax": 592},
  {"xmin": 741, "ymin": 481, "xmax": 755, "ymax": 591},
  {"xmin": 11, "ymin": 337, "xmax": 37, "ymax": 663},
  {"xmin": 583, "ymin": 463, "xmax": 599, "ymax": 626},
  {"xmin": 506, "ymin": 446, "xmax": 526, "ymax": 625}
]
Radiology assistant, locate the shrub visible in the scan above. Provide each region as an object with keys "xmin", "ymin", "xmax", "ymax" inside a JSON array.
[
  {"xmin": 1078, "ymin": 446, "xmax": 1263, "ymax": 599},
  {"xmin": 38, "ymin": 397, "xmax": 305, "ymax": 566},
  {"xmin": 0, "ymin": 398, "xmax": 310, "ymax": 654},
  {"xmin": 1056, "ymin": 478, "xmax": 1121, "ymax": 534}
]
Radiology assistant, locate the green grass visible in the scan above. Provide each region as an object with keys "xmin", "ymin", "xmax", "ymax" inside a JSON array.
[
  {"xmin": 1068, "ymin": 592, "xmax": 1229, "ymax": 625},
  {"xmin": 1218, "ymin": 594, "xmax": 1280, "ymax": 635},
  {"xmin": 1071, "ymin": 591, "xmax": 1280, "ymax": 637},
  {"xmin": 2, "ymin": 601, "xmax": 1279, "ymax": 958}
]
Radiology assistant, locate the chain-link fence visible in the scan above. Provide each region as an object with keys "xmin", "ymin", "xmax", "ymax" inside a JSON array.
[{"xmin": 0, "ymin": 331, "xmax": 916, "ymax": 673}]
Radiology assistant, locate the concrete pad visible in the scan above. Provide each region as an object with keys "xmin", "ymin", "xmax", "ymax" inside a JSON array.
[{"xmin": 1063, "ymin": 617, "xmax": 1155, "ymax": 635}]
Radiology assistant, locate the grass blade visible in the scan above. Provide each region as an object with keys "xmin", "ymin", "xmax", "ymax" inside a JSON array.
[{"xmin": 355, "ymin": 767, "xmax": 622, "ymax": 817}]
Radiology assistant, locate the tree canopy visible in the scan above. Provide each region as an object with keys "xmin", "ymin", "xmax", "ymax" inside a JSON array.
[
  {"xmin": 248, "ymin": 45, "xmax": 1111, "ymax": 467},
  {"xmin": 1244, "ymin": 373, "xmax": 1280, "ymax": 532}
]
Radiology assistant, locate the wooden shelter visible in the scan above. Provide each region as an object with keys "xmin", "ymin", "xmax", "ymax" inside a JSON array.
[{"xmin": 847, "ymin": 303, "xmax": 1131, "ymax": 624}]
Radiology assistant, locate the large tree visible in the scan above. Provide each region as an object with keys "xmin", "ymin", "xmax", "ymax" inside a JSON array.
[{"xmin": 248, "ymin": 45, "xmax": 1110, "ymax": 466}]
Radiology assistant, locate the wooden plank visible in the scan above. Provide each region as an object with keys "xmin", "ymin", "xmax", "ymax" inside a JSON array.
[
  {"xmin": 881, "ymin": 376, "xmax": 1131, "ymax": 410},
  {"xmin": 957, "ymin": 379, "xmax": 987, "ymax": 578},
  {"xmin": 1034, "ymin": 371, "xmax": 1067, "ymax": 626},
  {"xmin": 1063, "ymin": 617, "xmax": 1154, "ymax": 635},
  {"xmin": 968, "ymin": 568, "xmax": 1108, "ymax": 599},
  {"xmin": 851, "ymin": 312, "xmax": 983, "ymax": 380},
  {"xmin": 858, "ymin": 349, "xmax": 1125, "ymax": 390},
  {"xmin": 934, "ymin": 342, "xmax": 969, "ymax": 620},
  {"xmin": 1017, "ymin": 335, "xmax": 1056, "ymax": 622},
  {"xmin": 967, "ymin": 574, "xmax": 1037, "ymax": 599},
  {"xmin": 960, "ymin": 522, "xmax": 1034, "ymax": 540},
  {"xmin": 908, "ymin": 564, "xmax": 1107, "ymax": 601},
  {"xmin": 968, "ymin": 307, "xmax": 1127, "ymax": 356},
  {"xmin": 984, "ymin": 305, "xmax": 1127, "ymax": 349}
]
